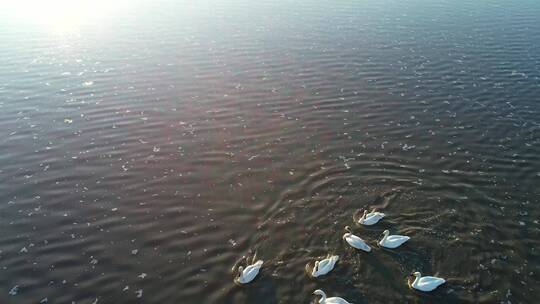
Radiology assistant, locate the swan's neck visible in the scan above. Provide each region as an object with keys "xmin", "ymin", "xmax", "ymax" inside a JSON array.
[
  {"xmin": 237, "ymin": 266, "xmax": 244, "ymax": 279},
  {"xmin": 412, "ymin": 275, "xmax": 420, "ymax": 287},
  {"xmin": 318, "ymin": 292, "xmax": 326, "ymax": 303}
]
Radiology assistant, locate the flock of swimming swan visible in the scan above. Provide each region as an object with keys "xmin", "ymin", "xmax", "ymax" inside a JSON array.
[{"xmin": 231, "ymin": 209, "xmax": 446, "ymax": 303}]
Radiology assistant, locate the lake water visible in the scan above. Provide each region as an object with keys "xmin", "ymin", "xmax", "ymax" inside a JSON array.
[{"xmin": 1, "ymin": 0, "xmax": 540, "ymax": 303}]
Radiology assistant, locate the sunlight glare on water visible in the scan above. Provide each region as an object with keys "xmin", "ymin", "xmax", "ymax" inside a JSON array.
[{"xmin": 0, "ymin": 0, "xmax": 131, "ymax": 33}]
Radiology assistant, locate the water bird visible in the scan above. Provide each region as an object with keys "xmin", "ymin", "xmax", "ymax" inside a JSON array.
[
  {"xmin": 313, "ymin": 289, "xmax": 353, "ymax": 304},
  {"xmin": 343, "ymin": 226, "xmax": 371, "ymax": 252},
  {"xmin": 232, "ymin": 253, "xmax": 263, "ymax": 285},
  {"xmin": 409, "ymin": 272, "xmax": 446, "ymax": 292},
  {"xmin": 378, "ymin": 230, "xmax": 410, "ymax": 248},
  {"xmin": 306, "ymin": 254, "xmax": 339, "ymax": 278},
  {"xmin": 354, "ymin": 209, "xmax": 385, "ymax": 226}
]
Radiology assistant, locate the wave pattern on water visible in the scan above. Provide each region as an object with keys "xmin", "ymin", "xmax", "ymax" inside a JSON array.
[{"xmin": 1, "ymin": 0, "xmax": 540, "ymax": 303}]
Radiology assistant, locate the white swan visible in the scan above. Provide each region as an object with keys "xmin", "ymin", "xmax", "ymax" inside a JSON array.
[
  {"xmin": 307, "ymin": 254, "xmax": 339, "ymax": 277},
  {"xmin": 409, "ymin": 272, "xmax": 446, "ymax": 292},
  {"xmin": 313, "ymin": 289, "xmax": 353, "ymax": 304},
  {"xmin": 233, "ymin": 255, "xmax": 263, "ymax": 285},
  {"xmin": 378, "ymin": 230, "xmax": 410, "ymax": 249},
  {"xmin": 355, "ymin": 209, "xmax": 385, "ymax": 226},
  {"xmin": 343, "ymin": 226, "xmax": 371, "ymax": 252}
]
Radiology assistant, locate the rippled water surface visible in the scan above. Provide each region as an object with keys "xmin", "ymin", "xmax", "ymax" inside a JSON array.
[{"xmin": 1, "ymin": 0, "xmax": 540, "ymax": 303}]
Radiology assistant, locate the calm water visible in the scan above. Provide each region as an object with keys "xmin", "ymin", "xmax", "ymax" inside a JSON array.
[{"xmin": 1, "ymin": 0, "xmax": 540, "ymax": 303}]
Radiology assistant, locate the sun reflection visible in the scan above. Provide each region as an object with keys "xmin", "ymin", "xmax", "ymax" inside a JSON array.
[{"xmin": 2, "ymin": 0, "xmax": 131, "ymax": 33}]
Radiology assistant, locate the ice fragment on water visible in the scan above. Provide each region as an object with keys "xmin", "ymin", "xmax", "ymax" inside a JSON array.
[{"xmin": 9, "ymin": 285, "xmax": 19, "ymax": 295}]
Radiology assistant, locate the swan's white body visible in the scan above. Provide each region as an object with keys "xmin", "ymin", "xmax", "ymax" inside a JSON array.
[
  {"xmin": 343, "ymin": 227, "xmax": 371, "ymax": 252},
  {"xmin": 313, "ymin": 289, "xmax": 353, "ymax": 304},
  {"xmin": 378, "ymin": 230, "xmax": 410, "ymax": 249},
  {"xmin": 312, "ymin": 255, "xmax": 339, "ymax": 277},
  {"xmin": 236, "ymin": 260, "xmax": 263, "ymax": 284},
  {"xmin": 410, "ymin": 272, "xmax": 445, "ymax": 292},
  {"xmin": 358, "ymin": 210, "xmax": 385, "ymax": 225}
]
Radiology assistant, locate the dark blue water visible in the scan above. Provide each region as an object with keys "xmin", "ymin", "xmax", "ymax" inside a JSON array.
[{"xmin": 1, "ymin": 0, "xmax": 540, "ymax": 303}]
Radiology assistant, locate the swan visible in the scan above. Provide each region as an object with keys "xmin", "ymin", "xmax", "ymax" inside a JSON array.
[
  {"xmin": 307, "ymin": 254, "xmax": 339, "ymax": 277},
  {"xmin": 232, "ymin": 254, "xmax": 263, "ymax": 285},
  {"xmin": 343, "ymin": 226, "xmax": 371, "ymax": 252},
  {"xmin": 409, "ymin": 272, "xmax": 446, "ymax": 292},
  {"xmin": 313, "ymin": 289, "xmax": 353, "ymax": 304},
  {"xmin": 378, "ymin": 230, "xmax": 410, "ymax": 249},
  {"xmin": 355, "ymin": 209, "xmax": 385, "ymax": 226}
]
